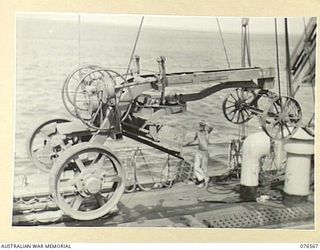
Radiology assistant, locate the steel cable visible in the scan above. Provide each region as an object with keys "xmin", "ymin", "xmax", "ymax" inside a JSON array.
[{"xmin": 216, "ymin": 18, "xmax": 231, "ymax": 68}]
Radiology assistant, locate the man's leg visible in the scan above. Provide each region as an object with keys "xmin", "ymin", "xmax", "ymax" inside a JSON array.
[
  {"xmin": 202, "ymin": 151, "xmax": 210, "ymax": 187},
  {"xmin": 194, "ymin": 151, "xmax": 206, "ymax": 182}
]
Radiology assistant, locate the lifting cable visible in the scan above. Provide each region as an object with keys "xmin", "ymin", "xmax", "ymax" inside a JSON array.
[
  {"xmin": 78, "ymin": 15, "xmax": 81, "ymax": 67},
  {"xmin": 246, "ymin": 21, "xmax": 251, "ymax": 66},
  {"xmin": 239, "ymin": 18, "xmax": 251, "ymax": 140},
  {"xmin": 274, "ymin": 18, "xmax": 282, "ymax": 99},
  {"xmin": 216, "ymin": 18, "xmax": 231, "ymax": 68},
  {"xmin": 124, "ymin": 16, "xmax": 145, "ymax": 80},
  {"xmin": 303, "ymin": 17, "xmax": 315, "ymax": 104},
  {"xmin": 284, "ymin": 18, "xmax": 293, "ymax": 97},
  {"xmin": 302, "ymin": 18, "xmax": 315, "ymax": 130}
]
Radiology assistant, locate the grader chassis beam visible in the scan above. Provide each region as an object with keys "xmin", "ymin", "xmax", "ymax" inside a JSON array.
[
  {"xmin": 138, "ymin": 66, "xmax": 274, "ymax": 94},
  {"xmin": 22, "ymin": 64, "xmax": 280, "ymax": 222},
  {"xmin": 57, "ymin": 66, "xmax": 276, "ymax": 159}
]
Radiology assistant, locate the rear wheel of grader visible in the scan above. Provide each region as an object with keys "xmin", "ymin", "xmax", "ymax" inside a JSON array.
[
  {"xmin": 50, "ymin": 143, "xmax": 125, "ymax": 221},
  {"xmin": 26, "ymin": 118, "xmax": 73, "ymax": 172},
  {"xmin": 222, "ymin": 88, "xmax": 257, "ymax": 124},
  {"xmin": 260, "ymin": 96, "xmax": 302, "ymax": 140}
]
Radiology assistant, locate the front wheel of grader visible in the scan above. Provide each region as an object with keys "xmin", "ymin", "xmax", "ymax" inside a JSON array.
[
  {"xmin": 49, "ymin": 142, "xmax": 125, "ymax": 221},
  {"xmin": 259, "ymin": 96, "xmax": 302, "ymax": 140}
]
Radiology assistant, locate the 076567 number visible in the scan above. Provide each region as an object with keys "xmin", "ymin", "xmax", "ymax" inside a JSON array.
[{"xmin": 300, "ymin": 244, "xmax": 319, "ymax": 248}]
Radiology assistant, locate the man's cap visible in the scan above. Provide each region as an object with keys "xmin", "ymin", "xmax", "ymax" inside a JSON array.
[{"xmin": 199, "ymin": 120, "xmax": 206, "ymax": 126}]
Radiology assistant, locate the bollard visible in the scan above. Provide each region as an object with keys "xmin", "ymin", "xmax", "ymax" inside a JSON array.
[
  {"xmin": 283, "ymin": 128, "xmax": 314, "ymax": 204},
  {"xmin": 240, "ymin": 132, "xmax": 270, "ymax": 201}
]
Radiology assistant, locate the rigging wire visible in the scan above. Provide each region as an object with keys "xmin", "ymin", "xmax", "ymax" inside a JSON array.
[
  {"xmin": 78, "ymin": 15, "xmax": 81, "ymax": 67},
  {"xmin": 239, "ymin": 18, "xmax": 251, "ymax": 140},
  {"xmin": 247, "ymin": 22, "xmax": 251, "ymax": 66},
  {"xmin": 303, "ymin": 17, "xmax": 315, "ymax": 103},
  {"xmin": 216, "ymin": 18, "xmax": 231, "ymax": 68},
  {"xmin": 274, "ymin": 18, "xmax": 282, "ymax": 98},
  {"xmin": 124, "ymin": 16, "xmax": 145, "ymax": 80},
  {"xmin": 302, "ymin": 17, "xmax": 315, "ymax": 130},
  {"xmin": 284, "ymin": 18, "xmax": 293, "ymax": 97}
]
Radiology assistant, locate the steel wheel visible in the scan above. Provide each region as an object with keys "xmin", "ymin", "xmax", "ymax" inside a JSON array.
[
  {"xmin": 260, "ymin": 96, "xmax": 302, "ymax": 140},
  {"xmin": 222, "ymin": 88, "xmax": 256, "ymax": 124},
  {"xmin": 50, "ymin": 143, "xmax": 125, "ymax": 221},
  {"xmin": 73, "ymin": 68, "xmax": 133, "ymax": 131},
  {"xmin": 62, "ymin": 65, "xmax": 102, "ymax": 117},
  {"xmin": 26, "ymin": 118, "xmax": 72, "ymax": 172}
]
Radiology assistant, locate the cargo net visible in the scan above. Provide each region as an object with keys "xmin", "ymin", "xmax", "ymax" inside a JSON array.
[
  {"xmin": 175, "ymin": 160, "xmax": 194, "ymax": 182},
  {"xmin": 198, "ymin": 203, "xmax": 314, "ymax": 228},
  {"xmin": 123, "ymin": 148, "xmax": 194, "ymax": 193}
]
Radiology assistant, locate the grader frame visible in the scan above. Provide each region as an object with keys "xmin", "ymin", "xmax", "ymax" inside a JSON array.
[{"xmin": 26, "ymin": 56, "xmax": 303, "ymax": 221}]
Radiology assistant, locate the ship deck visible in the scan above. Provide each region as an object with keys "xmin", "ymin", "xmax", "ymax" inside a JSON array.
[{"xmin": 13, "ymin": 156, "xmax": 314, "ymax": 229}]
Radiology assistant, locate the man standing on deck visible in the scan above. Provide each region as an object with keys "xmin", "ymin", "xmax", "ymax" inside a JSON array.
[{"xmin": 184, "ymin": 120, "xmax": 213, "ymax": 188}]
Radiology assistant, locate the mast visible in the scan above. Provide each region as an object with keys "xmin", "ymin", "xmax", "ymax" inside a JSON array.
[{"xmin": 241, "ymin": 18, "xmax": 251, "ymax": 67}]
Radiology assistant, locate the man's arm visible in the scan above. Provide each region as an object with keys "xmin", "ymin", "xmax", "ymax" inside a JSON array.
[
  {"xmin": 183, "ymin": 132, "xmax": 198, "ymax": 146},
  {"xmin": 206, "ymin": 123, "xmax": 214, "ymax": 134}
]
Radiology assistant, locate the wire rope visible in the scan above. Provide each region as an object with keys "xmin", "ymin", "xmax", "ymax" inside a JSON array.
[{"xmin": 216, "ymin": 18, "xmax": 231, "ymax": 68}]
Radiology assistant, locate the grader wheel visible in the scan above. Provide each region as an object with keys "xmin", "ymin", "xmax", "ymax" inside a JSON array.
[
  {"xmin": 73, "ymin": 68, "xmax": 133, "ymax": 131},
  {"xmin": 222, "ymin": 88, "xmax": 256, "ymax": 124},
  {"xmin": 260, "ymin": 96, "xmax": 302, "ymax": 140},
  {"xmin": 50, "ymin": 143, "xmax": 125, "ymax": 221},
  {"xmin": 26, "ymin": 118, "xmax": 72, "ymax": 172},
  {"xmin": 62, "ymin": 65, "xmax": 102, "ymax": 117}
]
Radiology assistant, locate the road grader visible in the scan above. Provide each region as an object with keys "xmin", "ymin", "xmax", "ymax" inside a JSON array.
[{"xmin": 26, "ymin": 56, "xmax": 303, "ymax": 221}]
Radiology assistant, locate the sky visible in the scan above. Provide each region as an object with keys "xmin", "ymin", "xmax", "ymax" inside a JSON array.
[{"xmin": 16, "ymin": 12, "xmax": 313, "ymax": 35}]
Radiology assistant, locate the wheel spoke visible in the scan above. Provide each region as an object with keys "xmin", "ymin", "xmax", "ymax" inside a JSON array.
[
  {"xmin": 227, "ymin": 108, "xmax": 237, "ymax": 115},
  {"xmin": 230, "ymin": 110, "xmax": 237, "ymax": 121},
  {"xmin": 71, "ymin": 196, "xmax": 84, "ymax": 210},
  {"xmin": 65, "ymin": 178, "xmax": 77, "ymax": 187},
  {"xmin": 230, "ymin": 94, "xmax": 237, "ymax": 102},
  {"xmin": 227, "ymin": 99, "xmax": 235, "ymax": 104},
  {"xmin": 236, "ymin": 89, "xmax": 240, "ymax": 99},
  {"xmin": 284, "ymin": 123, "xmax": 292, "ymax": 135},
  {"xmin": 272, "ymin": 102, "xmax": 280, "ymax": 113},
  {"xmin": 104, "ymin": 175, "xmax": 121, "ymax": 183},
  {"xmin": 95, "ymin": 193, "xmax": 106, "ymax": 206},
  {"xmin": 225, "ymin": 105, "xmax": 235, "ymax": 109},
  {"xmin": 266, "ymin": 111, "xmax": 279, "ymax": 118},
  {"xmin": 244, "ymin": 109, "xmax": 251, "ymax": 118},
  {"xmin": 74, "ymin": 156, "xmax": 86, "ymax": 172}
]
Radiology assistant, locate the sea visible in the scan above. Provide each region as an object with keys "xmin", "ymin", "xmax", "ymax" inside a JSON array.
[{"xmin": 15, "ymin": 17, "xmax": 315, "ymax": 177}]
